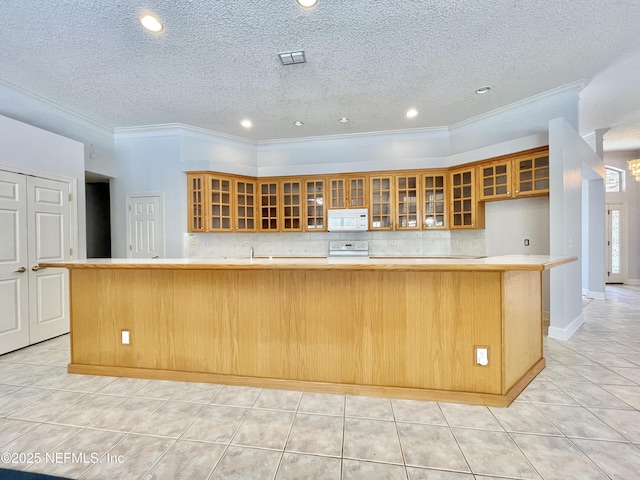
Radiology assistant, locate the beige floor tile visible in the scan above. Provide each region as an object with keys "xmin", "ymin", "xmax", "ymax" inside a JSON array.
[
  {"xmin": 345, "ymin": 395, "xmax": 394, "ymax": 420},
  {"xmin": 588, "ymin": 407, "xmax": 640, "ymax": 442},
  {"xmin": 209, "ymin": 445, "xmax": 281, "ymax": 479},
  {"xmin": 181, "ymin": 404, "xmax": 248, "ymax": 443},
  {"xmin": 48, "ymin": 394, "xmax": 126, "ymax": 427},
  {"xmin": 79, "ymin": 433, "xmax": 173, "ymax": 479},
  {"xmin": 254, "ymin": 388, "xmax": 302, "ymax": 411},
  {"xmin": 518, "ymin": 380, "xmax": 579, "ymax": 405},
  {"xmin": 438, "ymin": 403, "xmax": 502, "ymax": 431},
  {"xmin": 406, "ymin": 467, "xmax": 474, "ymax": 479},
  {"xmin": 573, "ymin": 438, "xmax": 640, "ymax": 479},
  {"xmin": 27, "ymin": 427, "xmax": 126, "ymax": 478},
  {"xmin": 88, "ymin": 396, "xmax": 164, "ymax": 432},
  {"xmin": 555, "ymin": 381, "xmax": 635, "ymax": 409},
  {"xmin": 342, "ymin": 459, "xmax": 407, "ymax": 479},
  {"xmin": 451, "ymin": 428, "xmax": 540, "ymax": 479},
  {"xmin": 298, "ymin": 392, "xmax": 345, "ymax": 416},
  {"xmin": 602, "ymin": 384, "xmax": 640, "ymax": 409},
  {"xmin": 62, "ymin": 375, "xmax": 118, "ymax": 393},
  {"xmin": 343, "ymin": 418, "xmax": 403, "ymax": 464},
  {"xmin": 133, "ymin": 400, "xmax": 205, "ymax": 438},
  {"xmin": 391, "ymin": 399, "xmax": 446, "ymax": 426},
  {"xmin": 169, "ymin": 382, "xmax": 222, "ymax": 404},
  {"xmin": 567, "ymin": 365, "xmax": 636, "ymax": 386},
  {"xmin": 489, "ymin": 402, "xmax": 562, "ymax": 435},
  {"xmin": 145, "ymin": 439, "xmax": 225, "ymax": 480},
  {"xmin": 397, "ymin": 422, "xmax": 469, "ymax": 472},
  {"xmin": 211, "ymin": 385, "xmax": 261, "ymax": 407},
  {"xmin": 534, "ymin": 404, "xmax": 626, "ymax": 440},
  {"xmin": 286, "ymin": 413, "xmax": 343, "ymax": 457},
  {"xmin": 0, "ymin": 418, "xmax": 40, "ymax": 447},
  {"xmin": 133, "ymin": 379, "xmax": 187, "ymax": 399},
  {"xmin": 275, "ymin": 452, "xmax": 341, "ymax": 480},
  {"xmin": 95, "ymin": 377, "xmax": 152, "ymax": 396},
  {"xmin": 232, "ymin": 408, "xmax": 295, "ymax": 450},
  {"xmin": 7, "ymin": 389, "xmax": 87, "ymax": 422},
  {"xmin": 0, "ymin": 387, "xmax": 50, "ymax": 417},
  {"xmin": 511, "ymin": 433, "xmax": 608, "ymax": 480}
]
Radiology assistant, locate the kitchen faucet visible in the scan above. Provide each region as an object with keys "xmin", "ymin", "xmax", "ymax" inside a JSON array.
[{"xmin": 249, "ymin": 246, "xmax": 254, "ymax": 260}]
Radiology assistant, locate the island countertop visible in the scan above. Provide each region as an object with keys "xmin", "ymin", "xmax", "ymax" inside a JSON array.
[{"xmin": 41, "ymin": 254, "xmax": 576, "ymax": 272}]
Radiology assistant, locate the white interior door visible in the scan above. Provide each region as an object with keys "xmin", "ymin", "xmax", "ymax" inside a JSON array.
[
  {"xmin": 128, "ymin": 194, "xmax": 163, "ymax": 258},
  {"xmin": 27, "ymin": 176, "xmax": 70, "ymax": 343},
  {"xmin": 606, "ymin": 203, "xmax": 625, "ymax": 284},
  {"xmin": 0, "ymin": 171, "xmax": 30, "ymax": 354}
]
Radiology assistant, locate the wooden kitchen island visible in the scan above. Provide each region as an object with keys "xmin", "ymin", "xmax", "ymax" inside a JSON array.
[{"xmin": 44, "ymin": 255, "xmax": 574, "ymax": 406}]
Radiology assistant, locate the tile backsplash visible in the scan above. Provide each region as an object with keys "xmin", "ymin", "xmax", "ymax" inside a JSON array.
[{"xmin": 186, "ymin": 230, "xmax": 486, "ymax": 258}]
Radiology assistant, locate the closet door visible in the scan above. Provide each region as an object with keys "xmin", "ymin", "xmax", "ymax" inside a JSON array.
[
  {"xmin": 0, "ymin": 171, "xmax": 29, "ymax": 354},
  {"xmin": 27, "ymin": 176, "xmax": 71, "ymax": 344}
]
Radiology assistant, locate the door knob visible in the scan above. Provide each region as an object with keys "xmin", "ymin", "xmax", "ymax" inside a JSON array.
[
  {"xmin": 32, "ymin": 265, "xmax": 44, "ymax": 271},
  {"xmin": 15, "ymin": 266, "xmax": 26, "ymax": 273}
]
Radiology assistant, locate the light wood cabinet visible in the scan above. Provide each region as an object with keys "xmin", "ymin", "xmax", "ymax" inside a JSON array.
[
  {"xmin": 187, "ymin": 173, "xmax": 206, "ymax": 232},
  {"xmin": 395, "ymin": 174, "xmax": 420, "ymax": 229},
  {"xmin": 515, "ymin": 152, "xmax": 550, "ymax": 197},
  {"xmin": 281, "ymin": 180, "xmax": 303, "ymax": 231},
  {"xmin": 422, "ymin": 172, "xmax": 447, "ymax": 229},
  {"xmin": 305, "ymin": 179, "xmax": 326, "ymax": 231},
  {"xmin": 259, "ymin": 181, "xmax": 279, "ymax": 231},
  {"xmin": 328, "ymin": 176, "xmax": 367, "ymax": 208},
  {"xmin": 479, "ymin": 160, "xmax": 512, "ymax": 200},
  {"xmin": 450, "ymin": 167, "xmax": 484, "ymax": 229},
  {"xmin": 235, "ymin": 179, "xmax": 256, "ymax": 231},
  {"xmin": 370, "ymin": 175, "xmax": 393, "ymax": 230}
]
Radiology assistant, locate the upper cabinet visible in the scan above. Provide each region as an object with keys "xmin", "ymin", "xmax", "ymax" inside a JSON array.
[
  {"xmin": 186, "ymin": 146, "xmax": 547, "ymax": 233},
  {"xmin": 328, "ymin": 176, "xmax": 367, "ymax": 208},
  {"xmin": 514, "ymin": 151, "xmax": 550, "ymax": 197},
  {"xmin": 422, "ymin": 172, "xmax": 447, "ymax": 229}
]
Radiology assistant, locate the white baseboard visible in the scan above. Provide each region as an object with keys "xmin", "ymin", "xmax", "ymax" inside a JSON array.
[
  {"xmin": 548, "ymin": 313, "xmax": 585, "ymax": 341},
  {"xmin": 585, "ymin": 290, "xmax": 605, "ymax": 300},
  {"xmin": 581, "ymin": 287, "xmax": 588, "ymax": 296}
]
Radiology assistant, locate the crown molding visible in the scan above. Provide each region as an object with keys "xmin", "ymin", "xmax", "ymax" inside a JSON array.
[{"xmin": 114, "ymin": 123, "xmax": 258, "ymax": 147}]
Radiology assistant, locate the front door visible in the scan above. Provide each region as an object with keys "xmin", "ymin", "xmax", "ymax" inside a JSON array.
[
  {"xmin": 606, "ymin": 203, "xmax": 625, "ymax": 284},
  {"xmin": 128, "ymin": 194, "xmax": 164, "ymax": 258},
  {"xmin": 27, "ymin": 176, "xmax": 71, "ymax": 343},
  {"xmin": 0, "ymin": 171, "xmax": 30, "ymax": 354}
]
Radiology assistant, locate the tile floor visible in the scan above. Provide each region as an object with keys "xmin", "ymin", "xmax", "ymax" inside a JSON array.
[{"xmin": 1, "ymin": 285, "xmax": 640, "ymax": 479}]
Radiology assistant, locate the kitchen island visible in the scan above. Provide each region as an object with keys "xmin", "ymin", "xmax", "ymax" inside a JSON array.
[{"xmin": 43, "ymin": 255, "xmax": 575, "ymax": 406}]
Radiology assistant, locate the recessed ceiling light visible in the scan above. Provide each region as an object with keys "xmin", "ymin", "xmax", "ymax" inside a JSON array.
[
  {"xmin": 293, "ymin": 121, "xmax": 304, "ymax": 127},
  {"xmin": 339, "ymin": 117, "xmax": 349, "ymax": 123},
  {"xmin": 475, "ymin": 86, "xmax": 491, "ymax": 95},
  {"xmin": 297, "ymin": 0, "xmax": 319, "ymax": 7},
  {"xmin": 406, "ymin": 108, "xmax": 418, "ymax": 118},
  {"xmin": 140, "ymin": 14, "xmax": 163, "ymax": 32},
  {"xmin": 240, "ymin": 119, "xmax": 252, "ymax": 128}
]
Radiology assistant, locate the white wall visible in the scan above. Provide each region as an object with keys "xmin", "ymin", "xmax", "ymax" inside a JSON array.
[
  {"xmin": 548, "ymin": 117, "xmax": 604, "ymax": 340},
  {"xmin": 0, "ymin": 114, "xmax": 86, "ymax": 257}
]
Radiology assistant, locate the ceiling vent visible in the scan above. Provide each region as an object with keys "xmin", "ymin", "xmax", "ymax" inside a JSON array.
[{"xmin": 278, "ymin": 50, "xmax": 306, "ymax": 65}]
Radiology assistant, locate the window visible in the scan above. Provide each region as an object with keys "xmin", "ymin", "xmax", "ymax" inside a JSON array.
[{"xmin": 605, "ymin": 167, "xmax": 622, "ymax": 193}]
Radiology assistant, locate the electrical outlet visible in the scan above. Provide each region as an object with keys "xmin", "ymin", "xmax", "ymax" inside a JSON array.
[
  {"xmin": 475, "ymin": 346, "xmax": 489, "ymax": 366},
  {"xmin": 524, "ymin": 238, "xmax": 530, "ymax": 246},
  {"xmin": 189, "ymin": 236, "xmax": 196, "ymax": 245},
  {"xmin": 121, "ymin": 330, "xmax": 130, "ymax": 345}
]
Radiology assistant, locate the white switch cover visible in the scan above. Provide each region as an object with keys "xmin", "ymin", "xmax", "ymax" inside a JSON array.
[
  {"xmin": 121, "ymin": 330, "xmax": 130, "ymax": 345},
  {"xmin": 476, "ymin": 347, "xmax": 489, "ymax": 366}
]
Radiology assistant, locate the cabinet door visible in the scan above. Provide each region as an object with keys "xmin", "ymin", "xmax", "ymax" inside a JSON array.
[
  {"xmin": 236, "ymin": 179, "xmax": 256, "ymax": 231},
  {"xmin": 422, "ymin": 173, "xmax": 447, "ymax": 229},
  {"xmin": 187, "ymin": 173, "xmax": 206, "ymax": 232},
  {"xmin": 305, "ymin": 179, "xmax": 325, "ymax": 231},
  {"xmin": 395, "ymin": 175, "xmax": 419, "ymax": 229},
  {"xmin": 450, "ymin": 169, "xmax": 476, "ymax": 228},
  {"xmin": 328, "ymin": 178, "xmax": 346, "ymax": 208},
  {"xmin": 259, "ymin": 181, "xmax": 279, "ymax": 231},
  {"xmin": 208, "ymin": 175, "xmax": 232, "ymax": 231},
  {"xmin": 347, "ymin": 176, "xmax": 367, "ymax": 208},
  {"xmin": 515, "ymin": 154, "xmax": 550, "ymax": 196},
  {"xmin": 479, "ymin": 161, "xmax": 512, "ymax": 200},
  {"xmin": 281, "ymin": 180, "xmax": 303, "ymax": 231},
  {"xmin": 370, "ymin": 176, "xmax": 393, "ymax": 230}
]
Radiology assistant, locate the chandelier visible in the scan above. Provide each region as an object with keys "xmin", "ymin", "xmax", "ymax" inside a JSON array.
[{"xmin": 629, "ymin": 159, "xmax": 640, "ymax": 181}]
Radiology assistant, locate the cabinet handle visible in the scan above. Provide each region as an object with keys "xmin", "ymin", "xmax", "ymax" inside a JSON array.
[{"xmin": 15, "ymin": 266, "xmax": 26, "ymax": 273}]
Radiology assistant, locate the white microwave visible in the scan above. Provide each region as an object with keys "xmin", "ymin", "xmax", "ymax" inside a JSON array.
[{"xmin": 327, "ymin": 208, "xmax": 369, "ymax": 232}]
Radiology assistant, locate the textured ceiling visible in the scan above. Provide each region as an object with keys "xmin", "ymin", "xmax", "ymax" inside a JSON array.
[{"xmin": 1, "ymin": 0, "xmax": 640, "ymax": 150}]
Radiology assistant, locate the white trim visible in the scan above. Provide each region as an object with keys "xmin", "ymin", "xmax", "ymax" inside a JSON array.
[
  {"xmin": 548, "ymin": 313, "xmax": 585, "ymax": 341},
  {"xmin": 585, "ymin": 290, "xmax": 606, "ymax": 300}
]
